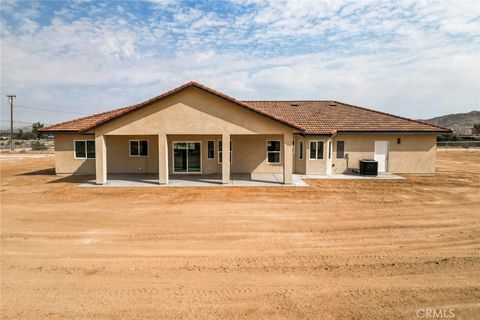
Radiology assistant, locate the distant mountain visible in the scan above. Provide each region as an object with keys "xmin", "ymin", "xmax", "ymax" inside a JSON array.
[{"xmin": 422, "ymin": 110, "xmax": 480, "ymax": 134}]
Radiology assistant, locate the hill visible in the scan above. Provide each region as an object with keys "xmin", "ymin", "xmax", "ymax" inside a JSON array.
[{"xmin": 423, "ymin": 110, "xmax": 480, "ymax": 134}]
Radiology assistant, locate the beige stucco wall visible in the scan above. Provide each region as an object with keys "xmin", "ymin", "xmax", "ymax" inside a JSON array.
[
  {"xmin": 93, "ymin": 87, "xmax": 294, "ymax": 136},
  {"xmin": 54, "ymin": 133, "xmax": 96, "ymax": 175},
  {"xmin": 331, "ymin": 133, "xmax": 437, "ymax": 174},
  {"xmin": 106, "ymin": 135, "xmax": 159, "ymax": 174}
]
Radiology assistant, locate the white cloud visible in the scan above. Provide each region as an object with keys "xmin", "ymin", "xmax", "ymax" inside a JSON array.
[{"xmin": 1, "ymin": 0, "xmax": 479, "ymax": 126}]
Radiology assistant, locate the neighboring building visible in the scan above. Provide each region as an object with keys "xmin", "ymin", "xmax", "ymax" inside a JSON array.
[{"xmin": 39, "ymin": 82, "xmax": 451, "ymax": 185}]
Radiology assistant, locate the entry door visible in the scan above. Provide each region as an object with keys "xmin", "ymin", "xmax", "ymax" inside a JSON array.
[
  {"xmin": 173, "ymin": 142, "xmax": 201, "ymax": 173},
  {"xmin": 374, "ymin": 141, "xmax": 389, "ymax": 173}
]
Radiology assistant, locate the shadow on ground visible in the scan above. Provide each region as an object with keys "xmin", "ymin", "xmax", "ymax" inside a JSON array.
[
  {"xmin": 17, "ymin": 168, "xmax": 56, "ymax": 176},
  {"xmin": 16, "ymin": 167, "xmax": 93, "ymax": 184}
]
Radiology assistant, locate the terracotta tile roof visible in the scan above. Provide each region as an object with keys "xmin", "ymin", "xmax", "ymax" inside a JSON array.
[
  {"xmin": 40, "ymin": 82, "xmax": 451, "ymax": 134},
  {"xmin": 244, "ymin": 100, "xmax": 451, "ymax": 134}
]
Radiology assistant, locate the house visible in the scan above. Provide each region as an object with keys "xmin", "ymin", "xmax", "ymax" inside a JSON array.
[{"xmin": 39, "ymin": 81, "xmax": 451, "ymax": 185}]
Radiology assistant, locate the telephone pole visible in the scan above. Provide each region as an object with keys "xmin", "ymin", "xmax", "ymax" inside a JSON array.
[{"xmin": 6, "ymin": 95, "xmax": 16, "ymax": 151}]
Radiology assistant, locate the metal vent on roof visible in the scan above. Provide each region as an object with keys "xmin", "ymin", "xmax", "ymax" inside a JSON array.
[
  {"xmin": 329, "ymin": 102, "xmax": 337, "ymax": 106},
  {"xmin": 290, "ymin": 103, "xmax": 299, "ymax": 106}
]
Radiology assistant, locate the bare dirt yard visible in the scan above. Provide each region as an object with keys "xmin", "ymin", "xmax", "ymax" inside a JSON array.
[{"xmin": 1, "ymin": 150, "xmax": 479, "ymax": 319}]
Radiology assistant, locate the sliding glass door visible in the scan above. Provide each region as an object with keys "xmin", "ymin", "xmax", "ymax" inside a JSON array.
[{"xmin": 173, "ymin": 142, "xmax": 201, "ymax": 173}]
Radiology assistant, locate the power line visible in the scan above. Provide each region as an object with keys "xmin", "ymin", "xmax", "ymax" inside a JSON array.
[
  {"xmin": 0, "ymin": 120, "xmax": 35, "ymax": 123},
  {"xmin": 15, "ymin": 104, "xmax": 88, "ymax": 115}
]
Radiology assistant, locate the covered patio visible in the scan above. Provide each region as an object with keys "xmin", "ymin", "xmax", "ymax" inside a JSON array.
[{"xmin": 95, "ymin": 132, "xmax": 294, "ymax": 186}]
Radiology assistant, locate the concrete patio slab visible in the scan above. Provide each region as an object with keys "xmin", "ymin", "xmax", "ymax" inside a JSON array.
[
  {"xmin": 80, "ymin": 173, "xmax": 299, "ymax": 187},
  {"xmin": 300, "ymin": 173, "xmax": 405, "ymax": 180},
  {"xmin": 80, "ymin": 172, "xmax": 403, "ymax": 187}
]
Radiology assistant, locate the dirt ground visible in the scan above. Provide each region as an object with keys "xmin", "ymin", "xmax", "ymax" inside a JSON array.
[{"xmin": 1, "ymin": 150, "xmax": 479, "ymax": 319}]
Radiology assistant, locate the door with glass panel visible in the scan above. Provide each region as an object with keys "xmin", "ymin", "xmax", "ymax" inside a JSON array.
[{"xmin": 173, "ymin": 142, "xmax": 201, "ymax": 173}]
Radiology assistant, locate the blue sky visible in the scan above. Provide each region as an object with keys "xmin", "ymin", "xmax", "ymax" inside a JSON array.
[{"xmin": 1, "ymin": 0, "xmax": 479, "ymax": 127}]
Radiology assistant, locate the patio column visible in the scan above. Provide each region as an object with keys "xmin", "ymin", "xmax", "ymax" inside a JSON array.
[
  {"xmin": 222, "ymin": 133, "xmax": 230, "ymax": 184},
  {"xmin": 283, "ymin": 132, "xmax": 293, "ymax": 184},
  {"xmin": 95, "ymin": 134, "xmax": 107, "ymax": 185},
  {"xmin": 326, "ymin": 139, "xmax": 333, "ymax": 175},
  {"xmin": 158, "ymin": 133, "xmax": 168, "ymax": 184}
]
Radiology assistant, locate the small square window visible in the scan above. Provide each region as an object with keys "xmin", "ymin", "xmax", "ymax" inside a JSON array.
[
  {"xmin": 266, "ymin": 140, "xmax": 281, "ymax": 164},
  {"xmin": 309, "ymin": 141, "xmax": 324, "ymax": 160},
  {"xmin": 74, "ymin": 140, "xmax": 95, "ymax": 159},
  {"xmin": 130, "ymin": 140, "xmax": 148, "ymax": 157}
]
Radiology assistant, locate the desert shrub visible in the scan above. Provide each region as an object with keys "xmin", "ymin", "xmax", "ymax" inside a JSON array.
[{"xmin": 31, "ymin": 140, "xmax": 48, "ymax": 150}]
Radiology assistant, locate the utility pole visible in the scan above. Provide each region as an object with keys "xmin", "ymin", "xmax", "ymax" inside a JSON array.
[{"xmin": 6, "ymin": 95, "xmax": 16, "ymax": 151}]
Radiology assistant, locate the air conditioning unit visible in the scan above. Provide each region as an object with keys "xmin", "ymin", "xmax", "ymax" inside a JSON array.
[{"xmin": 359, "ymin": 159, "xmax": 378, "ymax": 176}]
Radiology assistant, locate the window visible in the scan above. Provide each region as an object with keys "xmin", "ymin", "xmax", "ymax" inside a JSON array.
[
  {"xmin": 74, "ymin": 140, "xmax": 95, "ymax": 159},
  {"xmin": 207, "ymin": 140, "xmax": 215, "ymax": 159},
  {"xmin": 218, "ymin": 140, "xmax": 232, "ymax": 163},
  {"xmin": 266, "ymin": 140, "xmax": 281, "ymax": 164},
  {"xmin": 130, "ymin": 140, "xmax": 149, "ymax": 157},
  {"xmin": 336, "ymin": 141, "xmax": 345, "ymax": 159},
  {"xmin": 299, "ymin": 140, "xmax": 304, "ymax": 160},
  {"xmin": 309, "ymin": 141, "xmax": 324, "ymax": 160}
]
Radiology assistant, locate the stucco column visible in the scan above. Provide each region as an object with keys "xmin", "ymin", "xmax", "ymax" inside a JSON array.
[
  {"xmin": 95, "ymin": 134, "xmax": 107, "ymax": 185},
  {"xmin": 326, "ymin": 139, "xmax": 333, "ymax": 175},
  {"xmin": 158, "ymin": 133, "xmax": 168, "ymax": 184},
  {"xmin": 222, "ymin": 133, "xmax": 230, "ymax": 184},
  {"xmin": 283, "ymin": 132, "xmax": 293, "ymax": 184}
]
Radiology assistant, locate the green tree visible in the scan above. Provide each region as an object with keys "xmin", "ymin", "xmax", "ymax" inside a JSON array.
[
  {"xmin": 32, "ymin": 122, "xmax": 45, "ymax": 139},
  {"xmin": 16, "ymin": 129, "xmax": 24, "ymax": 139}
]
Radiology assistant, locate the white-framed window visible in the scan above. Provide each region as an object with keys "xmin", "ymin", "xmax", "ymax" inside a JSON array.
[
  {"xmin": 266, "ymin": 140, "xmax": 281, "ymax": 164},
  {"xmin": 129, "ymin": 140, "xmax": 149, "ymax": 157},
  {"xmin": 207, "ymin": 140, "xmax": 215, "ymax": 160},
  {"xmin": 299, "ymin": 140, "xmax": 304, "ymax": 160},
  {"xmin": 74, "ymin": 140, "xmax": 95, "ymax": 159},
  {"xmin": 218, "ymin": 140, "xmax": 232, "ymax": 163},
  {"xmin": 309, "ymin": 141, "xmax": 324, "ymax": 160}
]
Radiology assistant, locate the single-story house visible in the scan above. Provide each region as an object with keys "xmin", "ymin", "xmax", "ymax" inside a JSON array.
[{"xmin": 39, "ymin": 81, "xmax": 451, "ymax": 185}]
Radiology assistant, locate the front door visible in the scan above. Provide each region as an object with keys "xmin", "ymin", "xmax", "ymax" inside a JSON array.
[
  {"xmin": 173, "ymin": 142, "xmax": 201, "ymax": 173},
  {"xmin": 374, "ymin": 141, "xmax": 389, "ymax": 173}
]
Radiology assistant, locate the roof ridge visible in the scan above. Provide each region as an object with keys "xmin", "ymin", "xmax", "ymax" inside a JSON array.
[
  {"xmin": 80, "ymin": 81, "xmax": 305, "ymax": 132},
  {"xmin": 332, "ymin": 100, "xmax": 452, "ymax": 131},
  {"xmin": 243, "ymin": 100, "xmax": 331, "ymax": 102}
]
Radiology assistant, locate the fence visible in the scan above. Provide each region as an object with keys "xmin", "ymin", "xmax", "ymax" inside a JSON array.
[
  {"xmin": 437, "ymin": 141, "xmax": 480, "ymax": 151},
  {"xmin": 0, "ymin": 139, "xmax": 54, "ymax": 151}
]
